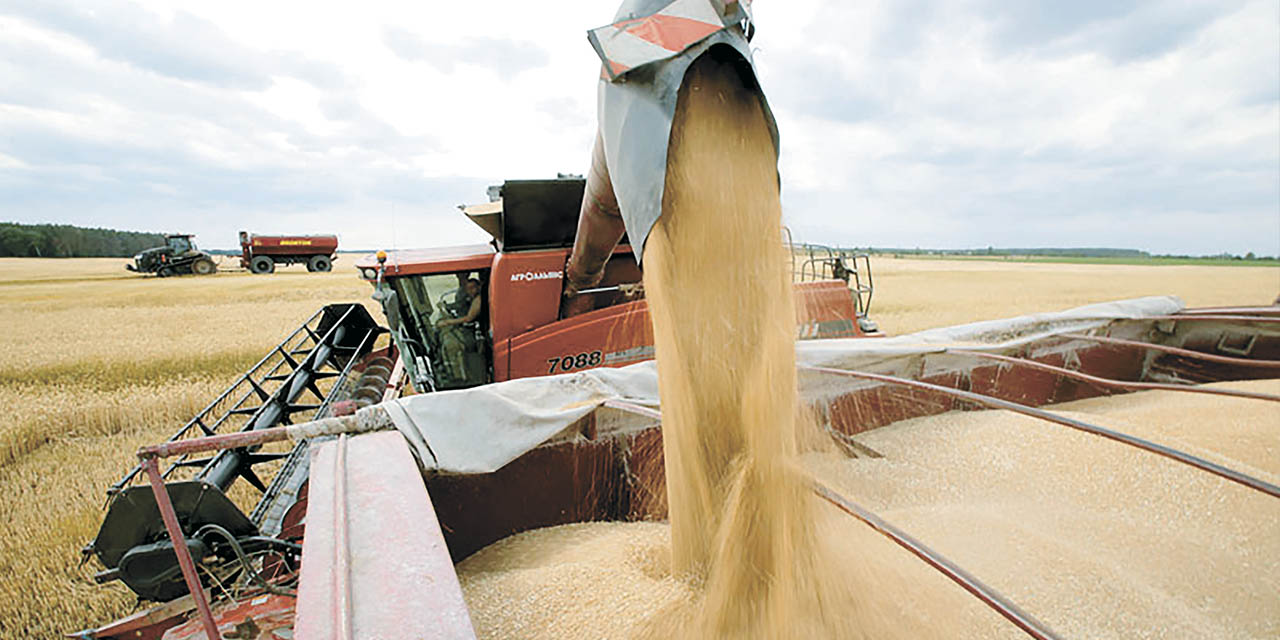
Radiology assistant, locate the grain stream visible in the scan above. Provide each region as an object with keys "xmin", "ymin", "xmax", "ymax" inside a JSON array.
[{"xmin": 638, "ymin": 54, "xmax": 884, "ymax": 638}]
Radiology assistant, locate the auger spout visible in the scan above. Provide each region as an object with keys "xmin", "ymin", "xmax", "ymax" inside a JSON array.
[{"xmin": 564, "ymin": 0, "xmax": 778, "ymax": 297}]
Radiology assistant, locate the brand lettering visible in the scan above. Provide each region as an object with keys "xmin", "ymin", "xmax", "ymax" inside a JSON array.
[
  {"xmin": 279, "ymin": 240, "xmax": 313, "ymax": 246},
  {"xmin": 510, "ymin": 270, "xmax": 562, "ymax": 282}
]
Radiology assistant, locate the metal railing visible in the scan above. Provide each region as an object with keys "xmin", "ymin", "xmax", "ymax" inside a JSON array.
[{"xmin": 790, "ymin": 239, "xmax": 875, "ymax": 318}]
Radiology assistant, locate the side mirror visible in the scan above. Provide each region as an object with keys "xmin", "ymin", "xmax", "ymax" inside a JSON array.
[{"xmin": 376, "ymin": 289, "xmax": 401, "ymax": 333}]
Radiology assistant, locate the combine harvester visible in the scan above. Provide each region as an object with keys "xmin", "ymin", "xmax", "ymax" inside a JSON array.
[{"xmin": 77, "ymin": 2, "xmax": 1279, "ymax": 639}]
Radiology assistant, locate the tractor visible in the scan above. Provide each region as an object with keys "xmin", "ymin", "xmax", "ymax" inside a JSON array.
[{"xmin": 125, "ymin": 234, "xmax": 217, "ymax": 277}]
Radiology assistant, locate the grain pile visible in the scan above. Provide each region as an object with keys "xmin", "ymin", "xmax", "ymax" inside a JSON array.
[
  {"xmin": 457, "ymin": 380, "xmax": 1280, "ymax": 639},
  {"xmin": 806, "ymin": 378, "xmax": 1280, "ymax": 639}
]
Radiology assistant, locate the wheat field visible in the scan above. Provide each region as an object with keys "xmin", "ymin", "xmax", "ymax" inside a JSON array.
[{"xmin": 0, "ymin": 255, "xmax": 1275, "ymax": 638}]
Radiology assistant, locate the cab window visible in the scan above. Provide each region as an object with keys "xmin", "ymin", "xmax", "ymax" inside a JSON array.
[{"xmin": 391, "ymin": 271, "xmax": 490, "ymax": 390}]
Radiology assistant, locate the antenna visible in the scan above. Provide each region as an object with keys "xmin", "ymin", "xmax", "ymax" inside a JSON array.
[{"xmin": 390, "ymin": 204, "xmax": 400, "ymax": 269}]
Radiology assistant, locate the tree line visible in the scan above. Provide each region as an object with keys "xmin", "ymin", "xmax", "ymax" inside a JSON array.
[
  {"xmin": 862, "ymin": 246, "xmax": 1151, "ymax": 258},
  {"xmin": 0, "ymin": 222, "xmax": 166, "ymax": 258}
]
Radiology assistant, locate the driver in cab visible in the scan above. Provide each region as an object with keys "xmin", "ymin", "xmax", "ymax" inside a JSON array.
[
  {"xmin": 437, "ymin": 277, "xmax": 481, "ymax": 330},
  {"xmin": 436, "ymin": 278, "xmax": 482, "ymax": 382}
]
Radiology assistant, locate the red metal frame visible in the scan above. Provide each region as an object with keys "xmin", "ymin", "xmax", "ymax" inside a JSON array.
[
  {"xmin": 814, "ymin": 483, "xmax": 1063, "ymax": 640},
  {"xmin": 1062, "ymin": 333, "xmax": 1280, "ymax": 368},
  {"xmin": 801, "ymin": 365, "xmax": 1280, "ymax": 498},
  {"xmin": 294, "ymin": 432, "xmax": 477, "ymax": 639},
  {"xmin": 1179, "ymin": 306, "xmax": 1280, "ymax": 317},
  {"xmin": 140, "ymin": 457, "xmax": 219, "ymax": 640},
  {"xmin": 95, "ymin": 311, "xmax": 1276, "ymax": 639},
  {"xmin": 353, "ymin": 244, "xmax": 496, "ymax": 276},
  {"xmin": 130, "ymin": 419, "xmax": 374, "ymax": 640},
  {"xmin": 948, "ymin": 349, "xmax": 1280, "ymax": 402},
  {"xmin": 1145, "ymin": 314, "xmax": 1280, "ymax": 324}
]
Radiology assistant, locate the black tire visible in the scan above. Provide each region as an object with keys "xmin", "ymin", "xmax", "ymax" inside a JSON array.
[
  {"xmin": 308, "ymin": 255, "xmax": 332, "ymax": 273},
  {"xmin": 250, "ymin": 256, "xmax": 275, "ymax": 274},
  {"xmin": 157, "ymin": 267, "xmax": 174, "ymax": 278},
  {"xmin": 191, "ymin": 257, "xmax": 216, "ymax": 276}
]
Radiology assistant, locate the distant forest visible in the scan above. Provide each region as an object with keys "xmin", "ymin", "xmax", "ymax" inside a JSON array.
[{"xmin": 0, "ymin": 222, "xmax": 165, "ymax": 258}]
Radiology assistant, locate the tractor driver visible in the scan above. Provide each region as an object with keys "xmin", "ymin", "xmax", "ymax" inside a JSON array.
[{"xmin": 436, "ymin": 278, "xmax": 482, "ymax": 383}]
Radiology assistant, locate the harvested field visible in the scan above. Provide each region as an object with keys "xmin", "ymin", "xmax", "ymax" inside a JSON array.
[
  {"xmin": 868, "ymin": 256, "xmax": 1279, "ymax": 334},
  {"xmin": 0, "ymin": 257, "xmax": 374, "ymax": 639},
  {"xmin": 0, "ymin": 256, "xmax": 1275, "ymax": 637}
]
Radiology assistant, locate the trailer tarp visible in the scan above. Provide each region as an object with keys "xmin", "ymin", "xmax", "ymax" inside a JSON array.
[{"xmin": 383, "ymin": 296, "xmax": 1185, "ymax": 474}]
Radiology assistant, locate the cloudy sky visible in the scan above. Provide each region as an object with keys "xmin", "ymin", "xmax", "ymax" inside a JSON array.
[{"xmin": 1, "ymin": 0, "xmax": 1276, "ymax": 254}]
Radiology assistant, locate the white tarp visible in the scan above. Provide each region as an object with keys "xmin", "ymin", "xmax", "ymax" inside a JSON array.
[
  {"xmin": 797, "ymin": 295, "xmax": 1183, "ymax": 370},
  {"xmin": 384, "ymin": 296, "xmax": 1184, "ymax": 474},
  {"xmin": 384, "ymin": 363, "xmax": 660, "ymax": 474}
]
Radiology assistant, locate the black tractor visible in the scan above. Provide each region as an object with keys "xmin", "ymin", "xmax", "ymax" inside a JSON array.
[{"xmin": 126, "ymin": 234, "xmax": 218, "ymax": 277}]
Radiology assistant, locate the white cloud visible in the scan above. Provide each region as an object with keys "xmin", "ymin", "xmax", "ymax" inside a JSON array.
[{"xmin": 0, "ymin": 0, "xmax": 1276, "ymax": 255}]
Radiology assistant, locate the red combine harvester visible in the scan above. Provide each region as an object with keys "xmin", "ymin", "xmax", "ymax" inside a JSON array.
[
  {"xmin": 350, "ymin": 176, "xmax": 878, "ymax": 393},
  {"xmin": 239, "ymin": 231, "xmax": 339, "ymax": 274}
]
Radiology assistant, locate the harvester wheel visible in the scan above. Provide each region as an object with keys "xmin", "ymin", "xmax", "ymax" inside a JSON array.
[
  {"xmin": 250, "ymin": 256, "xmax": 275, "ymax": 274},
  {"xmin": 307, "ymin": 255, "xmax": 332, "ymax": 273},
  {"xmin": 191, "ymin": 257, "xmax": 216, "ymax": 276},
  {"xmin": 157, "ymin": 267, "xmax": 174, "ymax": 278}
]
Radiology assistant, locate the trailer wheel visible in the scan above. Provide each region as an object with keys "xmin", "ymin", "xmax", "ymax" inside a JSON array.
[
  {"xmin": 307, "ymin": 255, "xmax": 332, "ymax": 273},
  {"xmin": 250, "ymin": 256, "xmax": 275, "ymax": 274},
  {"xmin": 191, "ymin": 257, "xmax": 216, "ymax": 276}
]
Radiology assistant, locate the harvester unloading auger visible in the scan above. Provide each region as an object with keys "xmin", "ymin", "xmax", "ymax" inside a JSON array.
[{"xmin": 77, "ymin": 2, "xmax": 1280, "ymax": 638}]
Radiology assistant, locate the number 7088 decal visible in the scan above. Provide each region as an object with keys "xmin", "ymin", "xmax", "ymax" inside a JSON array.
[{"xmin": 547, "ymin": 350, "xmax": 603, "ymax": 374}]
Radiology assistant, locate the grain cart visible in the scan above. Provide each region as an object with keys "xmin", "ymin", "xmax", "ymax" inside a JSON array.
[
  {"xmin": 124, "ymin": 234, "xmax": 217, "ymax": 277},
  {"xmin": 239, "ymin": 231, "xmax": 339, "ymax": 274}
]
